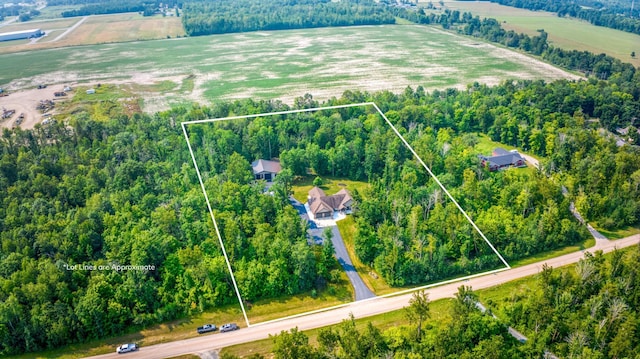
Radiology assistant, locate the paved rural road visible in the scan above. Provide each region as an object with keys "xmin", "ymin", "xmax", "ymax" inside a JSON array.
[
  {"xmin": 83, "ymin": 233, "xmax": 640, "ymax": 359},
  {"xmin": 289, "ymin": 197, "xmax": 375, "ymax": 301}
]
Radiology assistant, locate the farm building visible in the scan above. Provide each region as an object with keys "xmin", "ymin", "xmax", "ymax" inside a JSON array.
[{"xmin": 0, "ymin": 29, "xmax": 44, "ymax": 42}]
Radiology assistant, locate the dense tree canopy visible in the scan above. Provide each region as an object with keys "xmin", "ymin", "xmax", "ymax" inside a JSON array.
[
  {"xmin": 2, "ymin": 7, "xmax": 640, "ymax": 354},
  {"xmin": 497, "ymin": 246, "xmax": 640, "ymax": 357},
  {"xmin": 181, "ymin": 0, "xmax": 395, "ymax": 36},
  {"xmin": 59, "ymin": 1, "xmax": 169, "ymax": 17},
  {"xmin": 259, "ymin": 286, "xmax": 527, "ymax": 358}
]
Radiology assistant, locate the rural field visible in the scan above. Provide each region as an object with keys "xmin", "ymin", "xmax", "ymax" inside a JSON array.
[
  {"xmin": 0, "ymin": 24, "xmax": 579, "ymax": 113},
  {"xmin": 0, "ymin": 13, "xmax": 184, "ymax": 54},
  {"xmin": 430, "ymin": 0, "xmax": 640, "ymax": 67}
]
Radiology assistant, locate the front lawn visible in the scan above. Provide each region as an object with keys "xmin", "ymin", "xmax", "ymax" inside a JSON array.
[
  {"xmin": 291, "ymin": 176, "xmax": 370, "ymax": 203},
  {"xmin": 590, "ymin": 225, "xmax": 640, "ymax": 240}
]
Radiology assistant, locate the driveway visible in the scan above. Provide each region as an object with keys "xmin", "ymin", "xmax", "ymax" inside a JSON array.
[
  {"xmin": 564, "ymin": 187, "xmax": 609, "ymax": 245},
  {"xmin": 520, "ymin": 153, "xmax": 540, "ymax": 169},
  {"xmin": 290, "ymin": 197, "xmax": 376, "ymax": 301},
  {"xmin": 528, "ymin": 157, "xmax": 610, "ymax": 245}
]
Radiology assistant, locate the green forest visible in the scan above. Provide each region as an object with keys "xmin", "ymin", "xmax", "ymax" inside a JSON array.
[
  {"xmin": 2, "ymin": 4, "xmax": 640, "ymax": 356},
  {"xmin": 234, "ymin": 246, "xmax": 640, "ymax": 358},
  {"xmin": 499, "ymin": 247, "xmax": 640, "ymax": 357},
  {"xmin": 257, "ymin": 286, "xmax": 534, "ymax": 358},
  {"xmin": 180, "ymin": 0, "xmax": 395, "ymax": 36},
  {"xmin": 2, "ymin": 70, "xmax": 639, "ymax": 354}
]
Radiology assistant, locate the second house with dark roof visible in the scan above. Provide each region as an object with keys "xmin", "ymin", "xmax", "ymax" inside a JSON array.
[{"xmin": 479, "ymin": 148, "xmax": 526, "ymax": 171}]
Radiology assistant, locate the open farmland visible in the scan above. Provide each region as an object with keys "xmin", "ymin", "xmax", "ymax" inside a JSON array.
[
  {"xmin": 429, "ymin": 0, "xmax": 640, "ymax": 67},
  {"xmin": 33, "ymin": 5, "xmax": 84, "ymax": 20},
  {"xmin": 0, "ymin": 17, "xmax": 80, "ymax": 32},
  {"xmin": 62, "ymin": 13, "xmax": 185, "ymax": 45},
  {"xmin": 0, "ymin": 13, "xmax": 184, "ymax": 54},
  {"xmin": 0, "ymin": 25, "xmax": 579, "ymax": 112}
]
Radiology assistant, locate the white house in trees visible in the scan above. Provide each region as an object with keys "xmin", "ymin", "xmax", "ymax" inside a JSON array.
[{"xmin": 251, "ymin": 159, "xmax": 282, "ymax": 182}]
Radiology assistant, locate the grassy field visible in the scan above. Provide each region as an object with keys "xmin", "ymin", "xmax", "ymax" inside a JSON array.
[
  {"xmin": 35, "ymin": 5, "xmax": 84, "ymax": 20},
  {"xmin": 0, "ymin": 13, "xmax": 184, "ymax": 55},
  {"xmin": 291, "ymin": 176, "xmax": 370, "ymax": 203},
  {"xmin": 0, "ymin": 24, "xmax": 578, "ymax": 111},
  {"xmin": 242, "ymin": 280, "xmax": 354, "ymax": 323},
  {"xmin": 0, "ymin": 17, "xmax": 79, "ymax": 33},
  {"xmin": 66, "ymin": 13, "xmax": 185, "ymax": 44},
  {"xmin": 591, "ymin": 225, "xmax": 640, "ymax": 240},
  {"xmin": 474, "ymin": 134, "xmax": 520, "ymax": 158},
  {"xmin": 509, "ymin": 238, "xmax": 595, "ymax": 267},
  {"xmin": 429, "ymin": 0, "xmax": 640, "ymax": 67}
]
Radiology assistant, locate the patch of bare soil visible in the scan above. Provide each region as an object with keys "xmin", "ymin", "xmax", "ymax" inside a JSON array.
[{"xmin": 0, "ymin": 85, "xmax": 71, "ymax": 130}]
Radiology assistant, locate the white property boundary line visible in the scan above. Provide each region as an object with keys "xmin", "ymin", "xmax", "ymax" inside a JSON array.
[{"xmin": 181, "ymin": 102, "xmax": 510, "ymax": 328}]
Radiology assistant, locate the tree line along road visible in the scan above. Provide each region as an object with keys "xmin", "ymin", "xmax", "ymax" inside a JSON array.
[{"xmin": 84, "ymin": 233, "xmax": 640, "ymax": 359}]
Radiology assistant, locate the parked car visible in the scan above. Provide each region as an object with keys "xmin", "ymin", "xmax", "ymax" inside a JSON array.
[
  {"xmin": 116, "ymin": 343, "xmax": 138, "ymax": 354},
  {"xmin": 220, "ymin": 323, "xmax": 239, "ymax": 332},
  {"xmin": 197, "ymin": 323, "xmax": 217, "ymax": 334}
]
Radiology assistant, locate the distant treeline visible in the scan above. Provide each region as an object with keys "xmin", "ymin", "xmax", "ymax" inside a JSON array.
[
  {"xmin": 56, "ymin": 0, "xmax": 180, "ymax": 17},
  {"xmin": 393, "ymin": 8, "xmax": 637, "ymax": 81},
  {"xmin": 181, "ymin": 0, "xmax": 395, "ymax": 36},
  {"xmin": 460, "ymin": 0, "xmax": 640, "ymax": 36},
  {"xmin": 0, "ymin": 4, "xmax": 23, "ymax": 21},
  {"xmin": 60, "ymin": 1, "xmax": 152, "ymax": 17},
  {"xmin": 49, "ymin": 0, "xmax": 179, "ymax": 6}
]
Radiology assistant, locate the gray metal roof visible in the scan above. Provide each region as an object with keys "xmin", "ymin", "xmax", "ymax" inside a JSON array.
[{"xmin": 251, "ymin": 159, "xmax": 282, "ymax": 174}]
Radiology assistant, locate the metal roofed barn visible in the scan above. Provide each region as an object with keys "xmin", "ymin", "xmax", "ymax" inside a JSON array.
[{"xmin": 0, "ymin": 29, "xmax": 44, "ymax": 42}]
